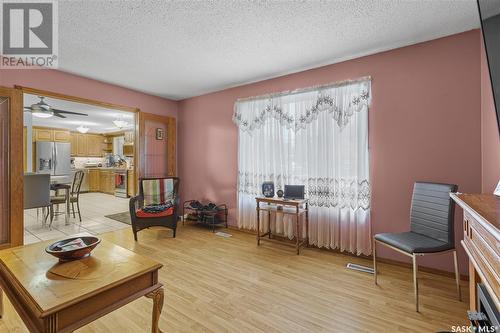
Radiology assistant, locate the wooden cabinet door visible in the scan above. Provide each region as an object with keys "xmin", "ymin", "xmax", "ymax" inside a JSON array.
[
  {"xmin": 98, "ymin": 170, "xmax": 105, "ymax": 192},
  {"xmin": 77, "ymin": 134, "xmax": 87, "ymax": 156},
  {"xmin": 53, "ymin": 130, "xmax": 70, "ymax": 142},
  {"xmin": 86, "ymin": 135, "xmax": 102, "ymax": 157},
  {"xmin": 95, "ymin": 135, "xmax": 104, "ymax": 156},
  {"xmin": 108, "ymin": 172, "xmax": 115, "ymax": 194},
  {"xmin": 89, "ymin": 170, "xmax": 100, "ymax": 191},
  {"xmin": 99, "ymin": 170, "xmax": 110, "ymax": 193},
  {"xmin": 34, "ymin": 128, "xmax": 53, "ymax": 141},
  {"xmin": 70, "ymin": 133, "xmax": 77, "ymax": 156},
  {"xmin": 86, "ymin": 135, "xmax": 95, "ymax": 156}
]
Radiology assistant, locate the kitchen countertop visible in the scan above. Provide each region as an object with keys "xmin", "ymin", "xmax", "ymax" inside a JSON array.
[{"xmin": 73, "ymin": 167, "xmax": 134, "ymax": 171}]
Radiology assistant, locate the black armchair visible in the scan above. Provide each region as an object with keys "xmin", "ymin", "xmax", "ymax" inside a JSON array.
[{"xmin": 129, "ymin": 177, "xmax": 180, "ymax": 241}]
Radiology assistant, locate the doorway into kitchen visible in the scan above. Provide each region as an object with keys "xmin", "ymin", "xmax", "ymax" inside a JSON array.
[{"xmin": 22, "ymin": 91, "xmax": 138, "ymax": 244}]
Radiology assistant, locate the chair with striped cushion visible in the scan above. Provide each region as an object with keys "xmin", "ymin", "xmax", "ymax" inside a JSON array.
[{"xmin": 129, "ymin": 177, "xmax": 180, "ymax": 241}]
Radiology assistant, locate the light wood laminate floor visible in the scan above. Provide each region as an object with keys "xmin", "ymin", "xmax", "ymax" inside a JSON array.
[{"xmin": 1, "ymin": 223, "xmax": 468, "ymax": 332}]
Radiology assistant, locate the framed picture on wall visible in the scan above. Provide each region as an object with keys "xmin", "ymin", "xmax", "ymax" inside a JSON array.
[{"xmin": 156, "ymin": 128, "xmax": 164, "ymax": 140}]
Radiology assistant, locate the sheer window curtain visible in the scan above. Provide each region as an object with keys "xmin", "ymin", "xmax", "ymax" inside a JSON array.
[{"xmin": 234, "ymin": 78, "xmax": 372, "ymax": 255}]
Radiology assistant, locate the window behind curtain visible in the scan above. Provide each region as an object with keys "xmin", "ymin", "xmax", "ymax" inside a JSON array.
[{"xmin": 233, "ymin": 78, "xmax": 372, "ymax": 255}]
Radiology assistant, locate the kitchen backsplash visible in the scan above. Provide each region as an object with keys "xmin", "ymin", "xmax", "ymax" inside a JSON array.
[
  {"xmin": 73, "ymin": 156, "xmax": 134, "ymax": 169},
  {"xmin": 73, "ymin": 157, "xmax": 103, "ymax": 169}
]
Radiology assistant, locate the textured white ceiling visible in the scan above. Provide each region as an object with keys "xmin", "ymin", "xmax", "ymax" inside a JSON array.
[
  {"xmin": 24, "ymin": 94, "xmax": 135, "ymax": 133},
  {"xmin": 57, "ymin": 0, "xmax": 479, "ymax": 100}
]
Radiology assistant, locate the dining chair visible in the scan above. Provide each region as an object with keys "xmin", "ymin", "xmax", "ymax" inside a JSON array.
[
  {"xmin": 373, "ymin": 181, "xmax": 461, "ymax": 312},
  {"xmin": 23, "ymin": 173, "xmax": 51, "ymax": 225},
  {"xmin": 50, "ymin": 170, "xmax": 85, "ymax": 224}
]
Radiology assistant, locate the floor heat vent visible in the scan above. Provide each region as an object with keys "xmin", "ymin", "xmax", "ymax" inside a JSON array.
[{"xmin": 346, "ymin": 263, "xmax": 374, "ymax": 274}]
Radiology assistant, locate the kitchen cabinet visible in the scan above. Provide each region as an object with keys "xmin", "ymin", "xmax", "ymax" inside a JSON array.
[
  {"xmin": 33, "ymin": 128, "xmax": 53, "ymax": 142},
  {"xmin": 127, "ymin": 169, "xmax": 135, "ymax": 197},
  {"xmin": 123, "ymin": 144, "xmax": 133, "ymax": 157},
  {"xmin": 33, "ymin": 127, "xmax": 70, "ymax": 142},
  {"xmin": 88, "ymin": 169, "xmax": 114, "ymax": 194},
  {"xmin": 54, "ymin": 130, "xmax": 70, "ymax": 142},
  {"xmin": 71, "ymin": 133, "xmax": 104, "ymax": 157},
  {"xmin": 87, "ymin": 135, "xmax": 103, "ymax": 157},
  {"xmin": 76, "ymin": 134, "xmax": 87, "ymax": 156},
  {"xmin": 89, "ymin": 169, "xmax": 100, "ymax": 192},
  {"xmin": 99, "ymin": 170, "xmax": 114, "ymax": 194},
  {"xmin": 70, "ymin": 133, "xmax": 78, "ymax": 156}
]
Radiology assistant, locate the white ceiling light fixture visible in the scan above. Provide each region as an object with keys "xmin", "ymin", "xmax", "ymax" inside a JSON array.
[
  {"xmin": 32, "ymin": 108, "xmax": 54, "ymax": 118},
  {"xmin": 76, "ymin": 125, "xmax": 90, "ymax": 133},
  {"xmin": 113, "ymin": 119, "xmax": 128, "ymax": 129}
]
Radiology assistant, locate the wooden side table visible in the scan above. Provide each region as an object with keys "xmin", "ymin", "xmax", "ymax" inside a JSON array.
[
  {"xmin": 0, "ymin": 239, "xmax": 164, "ymax": 333},
  {"xmin": 255, "ymin": 196, "xmax": 309, "ymax": 254}
]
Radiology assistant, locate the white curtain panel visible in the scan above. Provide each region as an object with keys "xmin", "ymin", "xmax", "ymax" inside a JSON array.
[{"xmin": 233, "ymin": 78, "xmax": 372, "ymax": 255}]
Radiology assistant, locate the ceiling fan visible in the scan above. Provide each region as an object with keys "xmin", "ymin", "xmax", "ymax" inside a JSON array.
[{"xmin": 24, "ymin": 96, "xmax": 89, "ymax": 119}]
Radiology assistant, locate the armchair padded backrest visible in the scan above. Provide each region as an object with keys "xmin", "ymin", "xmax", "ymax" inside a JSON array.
[
  {"xmin": 24, "ymin": 173, "xmax": 50, "ymax": 209},
  {"xmin": 139, "ymin": 177, "xmax": 179, "ymax": 206},
  {"xmin": 410, "ymin": 181, "xmax": 458, "ymax": 245}
]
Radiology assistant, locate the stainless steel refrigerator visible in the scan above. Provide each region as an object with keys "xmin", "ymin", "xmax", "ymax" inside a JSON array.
[{"xmin": 36, "ymin": 142, "xmax": 71, "ymax": 183}]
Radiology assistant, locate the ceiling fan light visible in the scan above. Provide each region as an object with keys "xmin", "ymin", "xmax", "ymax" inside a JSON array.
[
  {"xmin": 32, "ymin": 110, "xmax": 53, "ymax": 118},
  {"xmin": 76, "ymin": 125, "xmax": 89, "ymax": 134}
]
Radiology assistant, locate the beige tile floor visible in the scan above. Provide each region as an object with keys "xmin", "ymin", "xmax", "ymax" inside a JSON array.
[{"xmin": 24, "ymin": 192, "xmax": 131, "ymax": 244}]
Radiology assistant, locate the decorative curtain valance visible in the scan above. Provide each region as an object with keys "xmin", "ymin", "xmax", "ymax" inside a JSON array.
[
  {"xmin": 234, "ymin": 76, "xmax": 372, "ymax": 255},
  {"xmin": 233, "ymin": 77, "xmax": 371, "ymax": 132}
]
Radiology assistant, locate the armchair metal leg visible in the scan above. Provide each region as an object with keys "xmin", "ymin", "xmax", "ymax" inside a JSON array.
[
  {"xmin": 373, "ymin": 237, "xmax": 377, "ymax": 285},
  {"xmin": 453, "ymin": 250, "xmax": 461, "ymax": 301},
  {"xmin": 412, "ymin": 255, "xmax": 419, "ymax": 312}
]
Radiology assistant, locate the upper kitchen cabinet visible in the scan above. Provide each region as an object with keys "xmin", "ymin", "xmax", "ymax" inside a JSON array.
[
  {"xmin": 32, "ymin": 127, "xmax": 70, "ymax": 142},
  {"xmin": 53, "ymin": 130, "xmax": 70, "ymax": 142},
  {"xmin": 70, "ymin": 133, "xmax": 78, "ymax": 156},
  {"xmin": 70, "ymin": 133, "xmax": 104, "ymax": 157},
  {"xmin": 76, "ymin": 133, "xmax": 87, "ymax": 156},
  {"xmin": 33, "ymin": 127, "xmax": 53, "ymax": 141},
  {"xmin": 87, "ymin": 134, "xmax": 104, "ymax": 156}
]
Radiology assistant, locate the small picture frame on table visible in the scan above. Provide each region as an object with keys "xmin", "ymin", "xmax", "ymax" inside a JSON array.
[{"xmin": 156, "ymin": 128, "xmax": 164, "ymax": 140}]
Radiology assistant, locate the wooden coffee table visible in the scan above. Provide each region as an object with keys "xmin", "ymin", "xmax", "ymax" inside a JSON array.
[{"xmin": 0, "ymin": 238, "xmax": 164, "ymax": 333}]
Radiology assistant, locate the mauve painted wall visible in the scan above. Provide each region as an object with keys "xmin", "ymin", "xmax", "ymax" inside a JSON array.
[
  {"xmin": 481, "ymin": 40, "xmax": 500, "ymax": 193},
  {"xmin": 0, "ymin": 68, "xmax": 178, "ymax": 117},
  {"xmin": 178, "ymin": 30, "xmax": 482, "ymax": 274}
]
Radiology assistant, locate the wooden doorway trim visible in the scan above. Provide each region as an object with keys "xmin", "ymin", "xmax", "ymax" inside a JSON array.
[
  {"xmin": 14, "ymin": 85, "xmax": 140, "ymax": 113},
  {"xmin": 15, "ymin": 85, "xmax": 141, "ymax": 185},
  {"xmin": 0, "ymin": 87, "xmax": 23, "ymax": 248},
  {"xmin": 14, "ymin": 86, "xmax": 141, "ymax": 244},
  {"xmin": 138, "ymin": 112, "xmax": 176, "ymax": 178}
]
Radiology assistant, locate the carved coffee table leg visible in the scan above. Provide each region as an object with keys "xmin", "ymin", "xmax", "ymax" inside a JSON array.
[{"xmin": 146, "ymin": 288, "xmax": 164, "ymax": 333}]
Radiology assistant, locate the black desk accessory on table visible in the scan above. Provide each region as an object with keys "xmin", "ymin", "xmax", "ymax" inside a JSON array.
[{"xmin": 284, "ymin": 185, "xmax": 304, "ymax": 200}]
